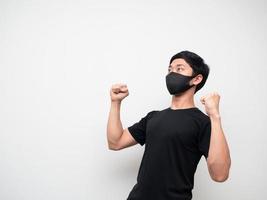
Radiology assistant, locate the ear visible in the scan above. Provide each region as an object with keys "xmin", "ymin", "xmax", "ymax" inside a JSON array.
[{"xmin": 191, "ymin": 74, "xmax": 203, "ymax": 86}]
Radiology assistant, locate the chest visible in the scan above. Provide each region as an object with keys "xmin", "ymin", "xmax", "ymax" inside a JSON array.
[{"xmin": 146, "ymin": 113, "xmax": 200, "ymax": 147}]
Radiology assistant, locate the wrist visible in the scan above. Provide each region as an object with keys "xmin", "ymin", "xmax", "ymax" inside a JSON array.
[
  {"xmin": 209, "ymin": 113, "xmax": 221, "ymax": 120},
  {"xmin": 111, "ymin": 100, "xmax": 122, "ymax": 105}
]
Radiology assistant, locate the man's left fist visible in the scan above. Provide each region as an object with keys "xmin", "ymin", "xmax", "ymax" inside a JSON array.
[{"xmin": 200, "ymin": 92, "xmax": 220, "ymax": 117}]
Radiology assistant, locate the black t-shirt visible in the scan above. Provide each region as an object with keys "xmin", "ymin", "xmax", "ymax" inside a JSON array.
[{"xmin": 126, "ymin": 107, "xmax": 211, "ymax": 200}]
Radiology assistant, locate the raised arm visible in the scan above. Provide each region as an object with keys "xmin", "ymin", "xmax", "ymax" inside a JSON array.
[
  {"xmin": 201, "ymin": 92, "xmax": 231, "ymax": 182},
  {"xmin": 107, "ymin": 84, "xmax": 138, "ymax": 151}
]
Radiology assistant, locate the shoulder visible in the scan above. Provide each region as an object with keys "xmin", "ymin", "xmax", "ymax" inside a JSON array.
[
  {"xmin": 189, "ymin": 108, "xmax": 211, "ymax": 126},
  {"xmin": 195, "ymin": 109, "xmax": 211, "ymax": 134},
  {"xmin": 197, "ymin": 108, "xmax": 210, "ymax": 121},
  {"xmin": 146, "ymin": 110, "xmax": 160, "ymax": 119}
]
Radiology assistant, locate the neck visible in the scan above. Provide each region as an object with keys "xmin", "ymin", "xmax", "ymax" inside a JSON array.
[{"xmin": 170, "ymin": 89, "xmax": 195, "ymax": 109}]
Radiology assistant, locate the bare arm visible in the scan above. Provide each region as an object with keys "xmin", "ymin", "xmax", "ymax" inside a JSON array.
[
  {"xmin": 106, "ymin": 84, "xmax": 138, "ymax": 150},
  {"xmin": 107, "ymin": 100, "xmax": 123, "ymax": 148},
  {"xmin": 201, "ymin": 92, "xmax": 231, "ymax": 182},
  {"xmin": 207, "ymin": 115, "xmax": 231, "ymax": 182}
]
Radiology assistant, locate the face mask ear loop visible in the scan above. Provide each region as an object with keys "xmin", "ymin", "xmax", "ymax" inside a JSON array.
[
  {"xmin": 189, "ymin": 73, "xmax": 198, "ymax": 87},
  {"xmin": 190, "ymin": 73, "xmax": 201, "ymax": 82},
  {"xmin": 191, "ymin": 73, "xmax": 201, "ymax": 93}
]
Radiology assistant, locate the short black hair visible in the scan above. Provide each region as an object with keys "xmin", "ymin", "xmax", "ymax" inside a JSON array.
[{"xmin": 169, "ymin": 50, "xmax": 210, "ymax": 93}]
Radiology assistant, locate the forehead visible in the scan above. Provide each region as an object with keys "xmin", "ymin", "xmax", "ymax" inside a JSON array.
[{"xmin": 169, "ymin": 58, "xmax": 191, "ymax": 68}]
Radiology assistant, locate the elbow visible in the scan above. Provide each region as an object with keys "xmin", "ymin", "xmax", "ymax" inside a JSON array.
[
  {"xmin": 211, "ymin": 173, "xmax": 229, "ymax": 182},
  {"xmin": 108, "ymin": 142, "xmax": 121, "ymax": 151},
  {"xmin": 208, "ymin": 160, "xmax": 231, "ymax": 183},
  {"xmin": 108, "ymin": 146, "xmax": 121, "ymax": 151},
  {"xmin": 106, "ymin": 134, "xmax": 120, "ymax": 151}
]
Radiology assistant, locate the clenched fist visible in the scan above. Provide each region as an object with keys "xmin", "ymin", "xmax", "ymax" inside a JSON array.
[
  {"xmin": 200, "ymin": 92, "xmax": 220, "ymax": 117},
  {"xmin": 110, "ymin": 83, "xmax": 129, "ymax": 102}
]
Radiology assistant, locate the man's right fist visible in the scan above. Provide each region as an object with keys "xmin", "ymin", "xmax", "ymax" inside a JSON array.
[{"xmin": 110, "ymin": 83, "xmax": 129, "ymax": 102}]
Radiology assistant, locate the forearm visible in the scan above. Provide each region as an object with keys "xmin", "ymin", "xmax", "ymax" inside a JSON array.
[
  {"xmin": 107, "ymin": 100, "xmax": 124, "ymax": 145},
  {"xmin": 207, "ymin": 115, "xmax": 231, "ymax": 181}
]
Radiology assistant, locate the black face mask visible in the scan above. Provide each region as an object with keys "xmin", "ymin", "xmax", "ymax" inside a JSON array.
[{"xmin": 165, "ymin": 72, "xmax": 195, "ymax": 95}]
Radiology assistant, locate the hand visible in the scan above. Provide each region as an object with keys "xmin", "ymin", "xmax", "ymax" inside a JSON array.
[
  {"xmin": 200, "ymin": 92, "xmax": 221, "ymax": 117},
  {"xmin": 110, "ymin": 83, "xmax": 129, "ymax": 102}
]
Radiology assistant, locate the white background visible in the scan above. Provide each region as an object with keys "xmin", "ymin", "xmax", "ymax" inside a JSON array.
[{"xmin": 1, "ymin": 0, "xmax": 267, "ymax": 199}]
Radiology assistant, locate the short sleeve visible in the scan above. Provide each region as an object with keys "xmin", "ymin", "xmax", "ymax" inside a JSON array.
[
  {"xmin": 127, "ymin": 110, "xmax": 156, "ymax": 146},
  {"xmin": 198, "ymin": 118, "xmax": 211, "ymax": 159}
]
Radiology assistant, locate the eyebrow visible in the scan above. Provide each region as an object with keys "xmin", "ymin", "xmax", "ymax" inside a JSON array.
[{"xmin": 168, "ymin": 64, "xmax": 185, "ymax": 68}]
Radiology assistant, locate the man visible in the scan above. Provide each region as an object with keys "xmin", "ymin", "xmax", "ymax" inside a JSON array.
[{"xmin": 106, "ymin": 50, "xmax": 231, "ymax": 200}]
